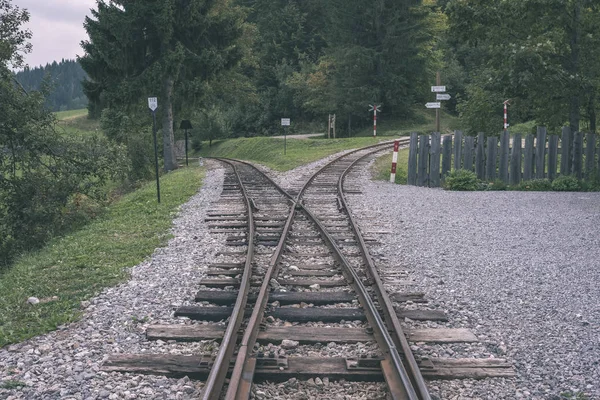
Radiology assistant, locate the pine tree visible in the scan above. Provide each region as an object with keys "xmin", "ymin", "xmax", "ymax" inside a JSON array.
[{"xmin": 80, "ymin": 0, "xmax": 246, "ymax": 171}]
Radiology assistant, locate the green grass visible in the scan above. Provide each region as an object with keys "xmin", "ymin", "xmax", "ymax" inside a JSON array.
[
  {"xmin": 54, "ymin": 109, "xmax": 88, "ymax": 121},
  {"xmin": 353, "ymin": 108, "xmax": 460, "ymax": 137},
  {"xmin": 0, "ymin": 167, "xmax": 204, "ymax": 348},
  {"xmin": 198, "ymin": 136, "xmax": 398, "ymax": 171},
  {"xmin": 371, "ymin": 148, "xmax": 410, "ymax": 184}
]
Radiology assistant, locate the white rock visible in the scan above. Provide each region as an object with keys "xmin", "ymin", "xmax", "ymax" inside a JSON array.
[{"xmin": 27, "ymin": 297, "xmax": 40, "ymax": 305}]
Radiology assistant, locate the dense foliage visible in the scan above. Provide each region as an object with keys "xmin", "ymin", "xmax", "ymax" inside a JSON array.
[
  {"xmin": 0, "ymin": 0, "xmax": 127, "ymax": 267},
  {"xmin": 14, "ymin": 59, "xmax": 87, "ymax": 111}
]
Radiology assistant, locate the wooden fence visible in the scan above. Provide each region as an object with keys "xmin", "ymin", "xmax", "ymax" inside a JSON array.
[{"xmin": 407, "ymin": 127, "xmax": 599, "ymax": 187}]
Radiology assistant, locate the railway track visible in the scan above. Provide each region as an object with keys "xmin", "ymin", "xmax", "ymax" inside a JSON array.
[{"xmin": 103, "ymin": 139, "xmax": 514, "ymax": 398}]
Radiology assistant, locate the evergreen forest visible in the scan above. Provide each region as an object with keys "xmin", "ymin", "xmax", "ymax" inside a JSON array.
[{"xmin": 15, "ymin": 59, "xmax": 88, "ymax": 111}]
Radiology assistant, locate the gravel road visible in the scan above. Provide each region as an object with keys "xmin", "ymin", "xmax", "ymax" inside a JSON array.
[
  {"xmin": 1, "ymin": 151, "xmax": 598, "ymax": 400},
  {"xmin": 347, "ymin": 162, "xmax": 600, "ymax": 400}
]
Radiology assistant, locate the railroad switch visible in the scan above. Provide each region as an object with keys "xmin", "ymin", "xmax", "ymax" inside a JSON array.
[{"xmin": 255, "ymin": 353, "xmax": 288, "ymax": 370}]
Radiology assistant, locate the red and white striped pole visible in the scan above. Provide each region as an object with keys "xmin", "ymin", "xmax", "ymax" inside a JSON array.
[
  {"xmin": 390, "ymin": 140, "xmax": 400, "ymax": 183},
  {"xmin": 503, "ymin": 99, "xmax": 510, "ymax": 132}
]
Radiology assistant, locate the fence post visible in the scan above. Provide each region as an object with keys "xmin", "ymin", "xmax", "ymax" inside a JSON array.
[
  {"xmin": 463, "ymin": 136, "xmax": 475, "ymax": 172},
  {"xmin": 442, "ymin": 135, "xmax": 452, "ymax": 178},
  {"xmin": 560, "ymin": 126, "xmax": 571, "ymax": 176},
  {"xmin": 523, "ymin": 134, "xmax": 534, "ymax": 181},
  {"xmin": 429, "ymin": 132, "xmax": 442, "ymax": 187},
  {"xmin": 407, "ymin": 132, "xmax": 418, "ymax": 185},
  {"xmin": 499, "ymin": 130, "xmax": 509, "ymax": 183},
  {"xmin": 547, "ymin": 135, "xmax": 559, "ymax": 181},
  {"xmin": 535, "ymin": 127, "xmax": 547, "ymax": 179},
  {"xmin": 572, "ymin": 131, "xmax": 583, "ymax": 179},
  {"xmin": 475, "ymin": 132, "xmax": 485, "ymax": 179},
  {"xmin": 485, "ymin": 136, "xmax": 498, "ymax": 181},
  {"xmin": 453, "ymin": 130, "xmax": 463, "ymax": 170},
  {"xmin": 417, "ymin": 134, "xmax": 429, "ymax": 187},
  {"xmin": 585, "ymin": 133, "xmax": 596, "ymax": 179},
  {"xmin": 510, "ymin": 133, "xmax": 522, "ymax": 185}
]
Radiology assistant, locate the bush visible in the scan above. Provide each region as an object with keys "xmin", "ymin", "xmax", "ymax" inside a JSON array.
[
  {"xmin": 485, "ymin": 180, "xmax": 507, "ymax": 191},
  {"xmin": 444, "ymin": 169, "xmax": 481, "ymax": 191},
  {"xmin": 551, "ymin": 175, "xmax": 581, "ymax": 191},
  {"xmin": 514, "ymin": 179, "xmax": 552, "ymax": 191}
]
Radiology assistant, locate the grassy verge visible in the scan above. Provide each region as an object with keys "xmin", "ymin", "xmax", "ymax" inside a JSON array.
[
  {"xmin": 371, "ymin": 148, "xmax": 410, "ymax": 184},
  {"xmin": 0, "ymin": 167, "xmax": 204, "ymax": 347},
  {"xmin": 198, "ymin": 136, "xmax": 397, "ymax": 171},
  {"xmin": 354, "ymin": 108, "xmax": 460, "ymax": 137},
  {"xmin": 54, "ymin": 109, "xmax": 88, "ymax": 121}
]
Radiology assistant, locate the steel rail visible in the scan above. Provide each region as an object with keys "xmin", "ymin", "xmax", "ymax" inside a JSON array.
[
  {"xmin": 204, "ymin": 139, "xmax": 413, "ymax": 399},
  {"xmin": 201, "ymin": 160, "xmax": 257, "ymax": 400},
  {"xmin": 338, "ymin": 144, "xmax": 432, "ymax": 400}
]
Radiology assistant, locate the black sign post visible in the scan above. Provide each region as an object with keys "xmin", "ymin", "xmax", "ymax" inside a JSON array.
[
  {"xmin": 180, "ymin": 120, "xmax": 193, "ymax": 167},
  {"xmin": 281, "ymin": 118, "xmax": 290, "ymax": 155},
  {"xmin": 148, "ymin": 97, "xmax": 160, "ymax": 203}
]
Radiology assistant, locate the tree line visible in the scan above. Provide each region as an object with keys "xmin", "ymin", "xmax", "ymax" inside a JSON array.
[{"xmin": 14, "ymin": 59, "xmax": 88, "ymax": 111}]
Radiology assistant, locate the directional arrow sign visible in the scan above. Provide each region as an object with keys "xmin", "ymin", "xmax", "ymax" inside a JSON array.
[
  {"xmin": 431, "ymin": 86, "xmax": 446, "ymax": 93},
  {"xmin": 425, "ymin": 102, "xmax": 441, "ymax": 109},
  {"xmin": 436, "ymin": 93, "xmax": 451, "ymax": 101}
]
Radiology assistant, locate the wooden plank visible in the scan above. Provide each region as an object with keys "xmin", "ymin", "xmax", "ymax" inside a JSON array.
[
  {"xmin": 453, "ymin": 130, "xmax": 463, "ymax": 170},
  {"xmin": 561, "ymin": 126, "xmax": 572, "ymax": 175},
  {"xmin": 475, "ymin": 132, "xmax": 485, "ymax": 179},
  {"xmin": 523, "ymin": 134, "xmax": 534, "ymax": 181},
  {"xmin": 573, "ymin": 131, "xmax": 583, "ymax": 179},
  {"xmin": 259, "ymin": 326, "xmax": 373, "ymax": 344},
  {"xmin": 270, "ymin": 307, "xmax": 366, "ymax": 323},
  {"xmin": 463, "ymin": 136, "xmax": 474, "ymax": 172},
  {"xmin": 510, "ymin": 133, "xmax": 522, "ymax": 185},
  {"xmin": 390, "ymin": 292, "xmax": 427, "ymax": 303},
  {"xmin": 429, "ymin": 132, "xmax": 442, "ymax": 187},
  {"xmin": 417, "ymin": 135, "xmax": 429, "ymax": 187},
  {"xmin": 585, "ymin": 133, "xmax": 596, "ymax": 179},
  {"xmin": 288, "ymin": 270, "xmax": 338, "ymax": 277},
  {"xmin": 485, "ymin": 136, "xmax": 497, "ymax": 181},
  {"xmin": 499, "ymin": 130, "xmax": 510, "ymax": 182},
  {"xmin": 396, "ymin": 309, "xmax": 448, "ymax": 321},
  {"xmin": 408, "ymin": 132, "xmax": 418, "ymax": 185},
  {"xmin": 205, "ymin": 269, "xmax": 242, "ymax": 276},
  {"xmin": 407, "ymin": 328, "xmax": 477, "ymax": 343},
  {"xmin": 102, "ymin": 354, "xmax": 514, "ymax": 381},
  {"xmin": 548, "ymin": 135, "xmax": 559, "ymax": 181},
  {"xmin": 535, "ymin": 126, "xmax": 547, "ymax": 179},
  {"xmin": 199, "ymin": 278, "xmax": 241, "ymax": 288},
  {"xmin": 195, "ymin": 290, "xmax": 355, "ymax": 305},
  {"xmin": 441, "ymin": 135, "xmax": 452, "ymax": 177}
]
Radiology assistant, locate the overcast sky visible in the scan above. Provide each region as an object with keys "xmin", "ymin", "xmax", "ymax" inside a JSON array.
[{"xmin": 14, "ymin": 0, "xmax": 96, "ymax": 68}]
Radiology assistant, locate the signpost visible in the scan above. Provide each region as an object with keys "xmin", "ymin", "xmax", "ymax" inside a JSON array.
[
  {"xmin": 427, "ymin": 72, "xmax": 451, "ymax": 132},
  {"xmin": 180, "ymin": 120, "xmax": 193, "ymax": 167},
  {"xmin": 503, "ymin": 99, "xmax": 511, "ymax": 132},
  {"xmin": 390, "ymin": 139, "xmax": 400, "ymax": 183},
  {"xmin": 368, "ymin": 104, "xmax": 381, "ymax": 137},
  {"xmin": 431, "ymin": 86, "xmax": 446, "ymax": 93},
  {"xmin": 148, "ymin": 97, "xmax": 160, "ymax": 203},
  {"xmin": 425, "ymin": 102, "xmax": 441, "ymax": 109},
  {"xmin": 436, "ymin": 93, "xmax": 451, "ymax": 101},
  {"xmin": 281, "ymin": 118, "xmax": 290, "ymax": 155}
]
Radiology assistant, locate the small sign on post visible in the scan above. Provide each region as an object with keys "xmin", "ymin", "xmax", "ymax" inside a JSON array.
[
  {"xmin": 368, "ymin": 104, "xmax": 382, "ymax": 137},
  {"xmin": 425, "ymin": 102, "xmax": 441, "ymax": 109},
  {"xmin": 148, "ymin": 97, "xmax": 160, "ymax": 203},
  {"xmin": 431, "ymin": 86, "xmax": 446, "ymax": 93},
  {"xmin": 436, "ymin": 93, "xmax": 451, "ymax": 101},
  {"xmin": 281, "ymin": 118, "xmax": 290, "ymax": 155}
]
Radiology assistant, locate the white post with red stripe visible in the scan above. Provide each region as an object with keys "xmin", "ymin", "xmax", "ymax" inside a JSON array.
[
  {"xmin": 369, "ymin": 104, "xmax": 381, "ymax": 137},
  {"xmin": 390, "ymin": 139, "xmax": 400, "ymax": 183},
  {"xmin": 503, "ymin": 99, "xmax": 511, "ymax": 132}
]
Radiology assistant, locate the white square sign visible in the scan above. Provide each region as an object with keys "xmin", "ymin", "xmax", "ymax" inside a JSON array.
[
  {"xmin": 148, "ymin": 97, "xmax": 158, "ymax": 111},
  {"xmin": 281, "ymin": 118, "xmax": 291, "ymax": 126}
]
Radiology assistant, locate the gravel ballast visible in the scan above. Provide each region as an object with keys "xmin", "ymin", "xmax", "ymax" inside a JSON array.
[
  {"xmin": 346, "ymin": 164, "xmax": 600, "ymax": 400},
  {"xmin": 1, "ymin": 149, "xmax": 598, "ymax": 400}
]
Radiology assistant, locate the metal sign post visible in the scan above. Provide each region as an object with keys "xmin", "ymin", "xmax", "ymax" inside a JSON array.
[
  {"xmin": 180, "ymin": 120, "xmax": 193, "ymax": 166},
  {"xmin": 148, "ymin": 97, "xmax": 160, "ymax": 203},
  {"xmin": 281, "ymin": 118, "xmax": 290, "ymax": 155},
  {"xmin": 503, "ymin": 100, "xmax": 511, "ymax": 132},
  {"xmin": 368, "ymin": 104, "xmax": 381, "ymax": 137}
]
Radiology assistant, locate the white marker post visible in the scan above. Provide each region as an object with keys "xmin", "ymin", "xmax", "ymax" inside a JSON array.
[
  {"xmin": 368, "ymin": 104, "xmax": 381, "ymax": 137},
  {"xmin": 503, "ymin": 99, "xmax": 511, "ymax": 132},
  {"xmin": 281, "ymin": 118, "xmax": 290, "ymax": 155},
  {"xmin": 390, "ymin": 139, "xmax": 400, "ymax": 183},
  {"xmin": 148, "ymin": 97, "xmax": 160, "ymax": 203}
]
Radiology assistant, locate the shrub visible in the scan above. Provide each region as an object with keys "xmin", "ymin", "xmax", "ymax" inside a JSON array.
[
  {"xmin": 515, "ymin": 179, "xmax": 552, "ymax": 191},
  {"xmin": 551, "ymin": 175, "xmax": 581, "ymax": 191},
  {"xmin": 444, "ymin": 169, "xmax": 481, "ymax": 191},
  {"xmin": 485, "ymin": 180, "xmax": 507, "ymax": 191}
]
